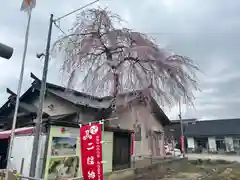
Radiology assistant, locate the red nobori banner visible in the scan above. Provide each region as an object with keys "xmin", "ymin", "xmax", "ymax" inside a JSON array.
[
  {"xmin": 180, "ymin": 135, "xmax": 185, "ymax": 153},
  {"xmin": 131, "ymin": 132, "xmax": 134, "ymax": 156},
  {"xmin": 80, "ymin": 122, "xmax": 103, "ymax": 180}
]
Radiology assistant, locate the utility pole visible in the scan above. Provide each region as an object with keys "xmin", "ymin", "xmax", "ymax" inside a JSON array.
[
  {"xmin": 28, "ymin": 1, "xmax": 101, "ymax": 177},
  {"xmin": 29, "ymin": 14, "xmax": 53, "ymax": 178},
  {"xmin": 179, "ymin": 100, "xmax": 185, "ymax": 157},
  {"xmin": 0, "ymin": 43, "xmax": 13, "ymax": 60}
]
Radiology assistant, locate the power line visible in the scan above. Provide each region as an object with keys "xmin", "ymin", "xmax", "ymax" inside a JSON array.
[
  {"xmin": 53, "ymin": 22, "xmax": 76, "ymax": 45},
  {"xmin": 52, "ymin": 2, "xmax": 174, "ymax": 41},
  {"xmin": 53, "ymin": 0, "xmax": 102, "ymax": 38},
  {"xmin": 53, "ymin": 21, "xmax": 68, "ymax": 36},
  {"xmin": 54, "ymin": 0, "xmax": 100, "ymax": 22}
]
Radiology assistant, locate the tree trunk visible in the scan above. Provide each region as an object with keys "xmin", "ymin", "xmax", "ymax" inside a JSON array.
[{"xmin": 112, "ymin": 67, "xmax": 119, "ymax": 110}]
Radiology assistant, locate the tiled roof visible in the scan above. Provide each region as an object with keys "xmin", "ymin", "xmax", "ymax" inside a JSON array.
[{"xmin": 0, "ymin": 73, "xmax": 170, "ymax": 126}]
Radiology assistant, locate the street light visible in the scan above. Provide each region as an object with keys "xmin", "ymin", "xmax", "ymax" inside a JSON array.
[{"xmin": 0, "ymin": 43, "xmax": 13, "ymax": 60}]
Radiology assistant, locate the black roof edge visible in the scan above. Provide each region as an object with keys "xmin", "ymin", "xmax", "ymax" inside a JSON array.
[
  {"xmin": 6, "ymin": 88, "xmax": 16, "ymax": 96},
  {"xmin": 48, "ymin": 112, "xmax": 78, "ymax": 119},
  {"xmin": 150, "ymin": 97, "xmax": 170, "ymax": 126},
  {"xmin": 0, "ymin": 111, "xmax": 50, "ymax": 124},
  {"xmin": 30, "ymin": 72, "xmax": 39, "ymax": 81},
  {"xmin": 47, "ymin": 119, "xmax": 133, "ymax": 134},
  {"xmin": 0, "ymin": 112, "xmax": 36, "ymax": 123},
  {"xmin": 30, "ymin": 72, "xmax": 104, "ymax": 101},
  {"xmin": 0, "ymin": 88, "xmax": 19, "ymax": 115},
  {"xmin": 0, "ymin": 85, "xmax": 37, "ymax": 115}
]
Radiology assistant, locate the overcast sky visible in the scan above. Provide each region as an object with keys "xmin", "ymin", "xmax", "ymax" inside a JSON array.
[{"xmin": 0, "ymin": 0, "xmax": 239, "ymax": 120}]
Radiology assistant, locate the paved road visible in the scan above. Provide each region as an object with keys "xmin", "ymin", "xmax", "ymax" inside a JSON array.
[{"xmin": 187, "ymin": 153, "xmax": 240, "ymax": 163}]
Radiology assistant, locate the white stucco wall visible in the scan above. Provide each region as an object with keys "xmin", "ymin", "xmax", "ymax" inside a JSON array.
[
  {"xmin": 225, "ymin": 137, "xmax": 234, "ymax": 152},
  {"xmin": 187, "ymin": 137, "xmax": 195, "ymax": 149},
  {"xmin": 208, "ymin": 137, "xmax": 217, "ymax": 152},
  {"xmin": 108, "ymin": 104, "xmax": 165, "ymax": 158},
  {"xmin": 32, "ymin": 93, "xmax": 96, "ymax": 122},
  {"xmin": 32, "ymin": 94, "xmax": 78, "ymax": 116}
]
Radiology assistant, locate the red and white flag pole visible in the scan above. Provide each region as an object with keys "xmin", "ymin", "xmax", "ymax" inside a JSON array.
[{"xmin": 5, "ymin": 1, "xmax": 35, "ymax": 179}]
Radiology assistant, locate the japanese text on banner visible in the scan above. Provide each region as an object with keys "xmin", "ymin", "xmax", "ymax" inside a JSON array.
[{"xmin": 80, "ymin": 123, "xmax": 103, "ymax": 180}]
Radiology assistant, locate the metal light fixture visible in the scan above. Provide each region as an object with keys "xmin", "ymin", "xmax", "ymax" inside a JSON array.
[{"xmin": 0, "ymin": 43, "xmax": 13, "ymax": 60}]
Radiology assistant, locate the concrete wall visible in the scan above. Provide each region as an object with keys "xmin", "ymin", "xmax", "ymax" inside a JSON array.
[
  {"xmin": 225, "ymin": 137, "xmax": 234, "ymax": 152},
  {"xmin": 208, "ymin": 137, "xmax": 217, "ymax": 152},
  {"xmin": 108, "ymin": 104, "xmax": 165, "ymax": 159},
  {"xmin": 187, "ymin": 137, "xmax": 195, "ymax": 149}
]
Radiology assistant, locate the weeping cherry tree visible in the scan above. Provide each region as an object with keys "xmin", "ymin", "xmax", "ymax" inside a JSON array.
[{"xmin": 52, "ymin": 8, "xmax": 199, "ymax": 119}]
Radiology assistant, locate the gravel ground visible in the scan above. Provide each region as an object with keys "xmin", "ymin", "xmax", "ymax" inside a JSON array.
[
  {"xmin": 162, "ymin": 172, "xmax": 202, "ymax": 180},
  {"xmin": 160, "ymin": 159, "xmax": 240, "ymax": 180}
]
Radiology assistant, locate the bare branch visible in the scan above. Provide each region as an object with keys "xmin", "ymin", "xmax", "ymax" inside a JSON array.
[{"xmin": 51, "ymin": 7, "xmax": 199, "ymax": 108}]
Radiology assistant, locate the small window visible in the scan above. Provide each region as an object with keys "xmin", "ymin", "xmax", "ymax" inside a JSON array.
[
  {"xmin": 233, "ymin": 139, "xmax": 240, "ymax": 149},
  {"xmin": 134, "ymin": 124, "xmax": 141, "ymax": 141}
]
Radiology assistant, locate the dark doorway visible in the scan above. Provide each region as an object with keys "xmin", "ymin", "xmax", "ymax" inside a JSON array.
[
  {"xmin": 112, "ymin": 132, "xmax": 131, "ymax": 170},
  {"xmin": 0, "ymin": 139, "xmax": 9, "ymax": 169},
  {"xmin": 195, "ymin": 137, "xmax": 208, "ymax": 151},
  {"xmin": 216, "ymin": 139, "xmax": 226, "ymax": 151}
]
